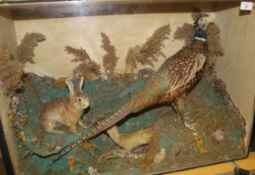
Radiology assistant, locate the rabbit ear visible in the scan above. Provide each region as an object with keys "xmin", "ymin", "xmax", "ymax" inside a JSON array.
[
  {"xmin": 78, "ymin": 76, "xmax": 84, "ymax": 93},
  {"xmin": 66, "ymin": 77, "xmax": 75, "ymax": 97}
]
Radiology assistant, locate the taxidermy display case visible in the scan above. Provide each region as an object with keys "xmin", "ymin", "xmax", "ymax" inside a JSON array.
[{"xmin": 0, "ymin": 0, "xmax": 254, "ymax": 174}]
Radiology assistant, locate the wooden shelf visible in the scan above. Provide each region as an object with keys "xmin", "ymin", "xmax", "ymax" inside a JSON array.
[
  {"xmin": 0, "ymin": 0, "xmax": 240, "ymax": 20},
  {"xmin": 168, "ymin": 152, "xmax": 255, "ymax": 175},
  {"xmin": 0, "ymin": 0, "xmax": 242, "ymax": 9}
]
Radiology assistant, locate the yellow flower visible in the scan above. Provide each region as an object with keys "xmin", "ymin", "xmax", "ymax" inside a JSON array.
[
  {"xmin": 7, "ymin": 112, "xmax": 14, "ymax": 124},
  {"xmin": 18, "ymin": 132, "xmax": 26, "ymax": 143},
  {"xmin": 195, "ymin": 137, "xmax": 208, "ymax": 154},
  {"xmin": 236, "ymin": 138, "xmax": 245, "ymax": 150},
  {"xmin": 83, "ymin": 140, "xmax": 94, "ymax": 150},
  {"xmin": 67, "ymin": 156, "xmax": 75, "ymax": 167}
]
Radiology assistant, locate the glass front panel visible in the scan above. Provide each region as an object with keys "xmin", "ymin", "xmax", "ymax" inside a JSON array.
[{"xmin": 0, "ymin": 1, "xmax": 254, "ymax": 174}]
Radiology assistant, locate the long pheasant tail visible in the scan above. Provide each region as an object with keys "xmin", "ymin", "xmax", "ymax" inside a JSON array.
[
  {"xmin": 28, "ymin": 137, "xmax": 86, "ymax": 159},
  {"xmin": 89, "ymin": 103, "xmax": 132, "ymax": 137},
  {"xmin": 31, "ymin": 104, "xmax": 132, "ymax": 162}
]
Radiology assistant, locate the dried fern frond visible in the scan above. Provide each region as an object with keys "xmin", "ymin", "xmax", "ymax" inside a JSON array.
[
  {"xmin": 0, "ymin": 44, "xmax": 24, "ymax": 94},
  {"xmin": 16, "ymin": 32, "xmax": 46, "ymax": 64},
  {"xmin": 65, "ymin": 46, "xmax": 91, "ymax": 63},
  {"xmin": 125, "ymin": 24, "xmax": 171, "ymax": 73},
  {"xmin": 101, "ymin": 32, "xmax": 119, "ymax": 75},
  {"xmin": 173, "ymin": 23, "xmax": 194, "ymax": 45}
]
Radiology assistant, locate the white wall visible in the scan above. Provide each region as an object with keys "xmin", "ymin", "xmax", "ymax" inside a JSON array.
[
  {"xmin": 0, "ymin": 12, "xmax": 20, "ymax": 175},
  {"xmin": 14, "ymin": 8, "xmax": 254, "ymax": 147},
  {"xmin": 14, "ymin": 13, "xmax": 199, "ymax": 78},
  {"xmin": 215, "ymin": 7, "xmax": 255, "ymax": 148}
]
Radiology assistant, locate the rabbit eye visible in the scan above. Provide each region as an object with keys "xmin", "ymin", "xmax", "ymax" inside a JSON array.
[{"xmin": 78, "ymin": 98, "xmax": 81, "ymax": 102}]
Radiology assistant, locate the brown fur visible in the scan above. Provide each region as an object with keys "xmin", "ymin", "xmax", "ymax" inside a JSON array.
[
  {"xmin": 40, "ymin": 77, "xmax": 89, "ymax": 134},
  {"xmin": 129, "ymin": 42, "xmax": 207, "ymax": 112},
  {"xmin": 39, "ymin": 39, "xmax": 208, "ymax": 161},
  {"xmin": 35, "ymin": 16, "xmax": 212, "ymax": 161},
  {"xmin": 47, "ymin": 39, "xmax": 208, "ymax": 161},
  {"xmin": 107, "ymin": 126, "xmax": 154, "ymax": 151}
]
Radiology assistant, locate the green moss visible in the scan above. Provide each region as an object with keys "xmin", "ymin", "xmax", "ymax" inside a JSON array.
[{"xmin": 13, "ymin": 76, "xmax": 246, "ymax": 175}]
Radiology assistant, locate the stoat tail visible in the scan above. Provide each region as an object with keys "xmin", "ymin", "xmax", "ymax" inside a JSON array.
[{"xmin": 32, "ymin": 103, "xmax": 132, "ymax": 162}]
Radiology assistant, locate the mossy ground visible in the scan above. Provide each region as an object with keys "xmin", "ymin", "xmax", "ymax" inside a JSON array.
[{"xmin": 11, "ymin": 75, "xmax": 246, "ymax": 175}]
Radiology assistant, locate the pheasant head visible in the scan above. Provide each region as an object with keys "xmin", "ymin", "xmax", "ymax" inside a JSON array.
[{"xmin": 193, "ymin": 14, "xmax": 214, "ymax": 42}]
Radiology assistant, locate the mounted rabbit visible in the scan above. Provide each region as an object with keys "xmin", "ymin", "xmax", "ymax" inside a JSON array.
[{"xmin": 40, "ymin": 77, "xmax": 89, "ymax": 134}]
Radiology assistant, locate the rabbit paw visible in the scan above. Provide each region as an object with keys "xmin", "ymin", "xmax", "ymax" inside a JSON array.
[{"xmin": 70, "ymin": 125, "xmax": 78, "ymax": 134}]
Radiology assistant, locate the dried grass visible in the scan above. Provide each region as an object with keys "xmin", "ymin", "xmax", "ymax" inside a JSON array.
[
  {"xmin": 16, "ymin": 33, "xmax": 46, "ymax": 64},
  {"xmin": 65, "ymin": 46, "xmax": 101, "ymax": 78},
  {"xmin": 191, "ymin": 11, "xmax": 203, "ymax": 22},
  {"xmin": 0, "ymin": 32, "xmax": 45, "ymax": 95},
  {"xmin": 205, "ymin": 23, "xmax": 224, "ymax": 72},
  {"xmin": 0, "ymin": 44, "xmax": 24, "ymax": 94},
  {"xmin": 124, "ymin": 47, "xmax": 140, "ymax": 73},
  {"xmin": 173, "ymin": 23, "xmax": 194, "ymax": 45},
  {"xmin": 65, "ymin": 46, "xmax": 91, "ymax": 63},
  {"xmin": 73, "ymin": 62, "xmax": 101, "ymax": 80},
  {"xmin": 207, "ymin": 23, "xmax": 224, "ymax": 57},
  {"xmin": 101, "ymin": 32, "xmax": 119, "ymax": 76},
  {"xmin": 125, "ymin": 24, "xmax": 171, "ymax": 73},
  {"xmin": 173, "ymin": 12, "xmax": 204, "ymax": 46}
]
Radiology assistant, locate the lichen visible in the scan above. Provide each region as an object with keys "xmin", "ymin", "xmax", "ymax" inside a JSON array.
[
  {"xmin": 12, "ymin": 74, "xmax": 246, "ymax": 174},
  {"xmin": 153, "ymin": 148, "xmax": 166, "ymax": 165},
  {"xmin": 125, "ymin": 24, "xmax": 171, "ymax": 73},
  {"xmin": 101, "ymin": 32, "xmax": 119, "ymax": 77}
]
